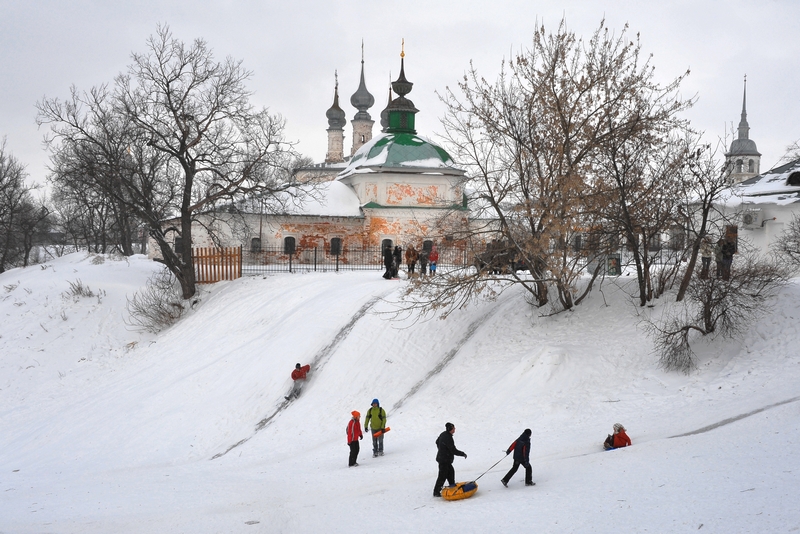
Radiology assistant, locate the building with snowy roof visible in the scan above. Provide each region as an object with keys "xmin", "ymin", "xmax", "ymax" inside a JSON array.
[{"xmin": 151, "ymin": 46, "xmax": 470, "ymax": 265}]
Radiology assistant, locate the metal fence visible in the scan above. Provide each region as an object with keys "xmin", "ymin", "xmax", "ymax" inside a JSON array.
[{"xmin": 242, "ymin": 245, "xmax": 471, "ymax": 275}]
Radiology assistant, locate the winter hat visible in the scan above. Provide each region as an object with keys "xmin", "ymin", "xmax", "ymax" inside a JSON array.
[
  {"xmin": 523, "ymin": 428, "xmax": 532, "ymax": 437},
  {"xmin": 372, "ymin": 398, "xmax": 379, "ymax": 406},
  {"xmin": 295, "ymin": 363, "xmax": 301, "ymax": 369},
  {"xmin": 613, "ymin": 423, "xmax": 625, "ymax": 432},
  {"xmin": 352, "ymin": 411, "xmax": 360, "ymax": 418},
  {"xmin": 445, "ymin": 422, "xmax": 454, "ymax": 432}
]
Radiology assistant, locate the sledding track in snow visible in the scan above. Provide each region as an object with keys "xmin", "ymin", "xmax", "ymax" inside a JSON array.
[
  {"xmin": 669, "ymin": 394, "xmax": 800, "ymax": 438},
  {"xmin": 390, "ymin": 292, "xmax": 512, "ymax": 413},
  {"xmin": 211, "ymin": 292, "xmax": 389, "ymax": 459}
]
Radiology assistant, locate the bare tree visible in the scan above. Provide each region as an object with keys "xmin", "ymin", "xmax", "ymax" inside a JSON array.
[
  {"xmin": 39, "ymin": 25, "xmax": 298, "ymax": 299},
  {"xmin": 0, "ymin": 139, "xmax": 49, "ymax": 272},
  {"xmin": 674, "ymin": 141, "xmax": 734, "ymax": 301},
  {"xmin": 649, "ymin": 251, "xmax": 791, "ymax": 372},
  {"xmin": 432, "ymin": 19, "xmax": 690, "ymax": 314},
  {"xmin": 773, "ymin": 214, "xmax": 800, "ymax": 270}
]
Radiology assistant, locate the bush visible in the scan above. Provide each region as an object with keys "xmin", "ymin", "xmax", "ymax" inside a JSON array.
[
  {"xmin": 65, "ymin": 279, "xmax": 95, "ymax": 298},
  {"xmin": 649, "ymin": 251, "xmax": 792, "ymax": 373},
  {"xmin": 125, "ymin": 269, "xmax": 186, "ymax": 333}
]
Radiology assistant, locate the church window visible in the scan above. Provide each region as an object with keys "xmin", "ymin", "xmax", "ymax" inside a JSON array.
[
  {"xmin": 787, "ymin": 172, "xmax": 800, "ymax": 186},
  {"xmin": 250, "ymin": 237, "xmax": 261, "ymax": 253},
  {"xmin": 360, "ymin": 134, "xmax": 366, "ymax": 142},
  {"xmin": 422, "ymin": 240, "xmax": 433, "ymax": 252},
  {"xmin": 573, "ymin": 235, "xmax": 582, "ymax": 252},
  {"xmin": 174, "ymin": 237, "xmax": 184, "ymax": 255},
  {"xmin": 748, "ymin": 159, "xmax": 754, "ymax": 173},
  {"xmin": 381, "ymin": 238, "xmax": 393, "ymax": 251},
  {"xmin": 736, "ymin": 159, "xmax": 743, "ymax": 173},
  {"xmin": 283, "ymin": 236, "xmax": 296, "ymax": 254}
]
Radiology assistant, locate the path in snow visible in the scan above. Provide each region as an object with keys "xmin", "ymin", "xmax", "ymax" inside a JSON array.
[
  {"xmin": 669, "ymin": 394, "xmax": 800, "ymax": 438},
  {"xmin": 212, "ymin": 292, "xmax": 389, "ymax": 459},
  {"xmin": 390, "ymin": 293, "xmax": 510, "ymax": 413}
]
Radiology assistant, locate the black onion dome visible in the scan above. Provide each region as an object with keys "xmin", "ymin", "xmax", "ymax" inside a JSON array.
[{"xmin": 326, "ymin": 76, "xmax": 346, "ymax": 129}]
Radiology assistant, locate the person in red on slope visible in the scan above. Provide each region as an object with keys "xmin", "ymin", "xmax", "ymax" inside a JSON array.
[
  {"xmin": 603, "ymin": 423, "xmax": 632, "ymax": 450},
  {"xmin": 347, "ymin": 411, "xmax": 363, "ymax": 467},
  {"xmin": 285, "ymin": 363, "xmax": 310, "ymax": 400}
]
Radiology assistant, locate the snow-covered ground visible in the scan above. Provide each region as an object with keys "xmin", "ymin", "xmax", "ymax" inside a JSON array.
[{"xmin": 1, "ymin": 253, "xmax": 798, "ymax": 533}]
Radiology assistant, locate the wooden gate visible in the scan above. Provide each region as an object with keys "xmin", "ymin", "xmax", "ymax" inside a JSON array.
[{"xmin": 193, "ymin": 246, "xmax": 242, "ymax": 283}]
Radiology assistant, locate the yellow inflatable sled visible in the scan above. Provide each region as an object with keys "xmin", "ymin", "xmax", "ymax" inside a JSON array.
[{"xmin": 441, "ymin": 481, "xmax": 478, "ymax": 501}]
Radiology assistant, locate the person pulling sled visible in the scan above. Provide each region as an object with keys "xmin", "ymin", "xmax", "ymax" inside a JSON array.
[{"xmin": 501, "ymin": 428, "xmax": 534, "ymax": 487}]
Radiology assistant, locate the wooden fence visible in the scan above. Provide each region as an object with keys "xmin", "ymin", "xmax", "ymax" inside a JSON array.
[{"xmin": 193, "ymin": 246, "xmax": 242, "ymax": 283}]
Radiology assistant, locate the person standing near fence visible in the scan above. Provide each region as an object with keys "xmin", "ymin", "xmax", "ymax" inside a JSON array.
[
  {"xmin": 429, "ymin": 246, "xmax": 439, "ymax": 276},
  {"xmin": 382, "ymin": 246, "xmax": 394, "ymax": 280},
  {"xmin": 419, "ymin": 247, "xmax": 429, "ymax": 276},
  {"xmin": 392, "ymin": 246, "xmax": 403, "ymax": 278},
  {"xmin": 405, "ymin": 245, "xmax": 419, "ymax": 276}
]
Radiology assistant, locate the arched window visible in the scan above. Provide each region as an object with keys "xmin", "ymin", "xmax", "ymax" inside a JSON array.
[
  {"xmin": 748, "ymin": 159, "xmax": 754, "ymax": 173},
  {"xmin": 422, "ymin": 240, "xmax": 433, "ymax": 252},
  {"xmin": 283, "ymin": 236, "xmax": 296, "ymax": 254},
  {"xmin": 250, "ymin": 237, "xmax": 261, "ymax": 253},
  {"xmin": 381, "ymin": 238, "xmax": 393, "ymax": 251},
  {"xmin": 787, "ymin": 172, "xmax": 800, "ymax": 186},
  {"xmin": 573, "ymin": 235, "xmax": 582, "ymax": 252},
  {"xmin": 330, "ymin": 237, "xmax": 342, "ymax": 256},
  {"xmin": 174, "ymin": 237, "xmax": 184, "ymax": 255},
  {"xmin": 736, "ymin": 159, "xmax": 743, "ymax": 173}
]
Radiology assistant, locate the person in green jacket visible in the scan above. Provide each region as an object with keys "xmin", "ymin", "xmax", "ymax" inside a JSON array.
[{"xmin": 364, "ymin": 398, "xmax": 387, "ymax": 457}]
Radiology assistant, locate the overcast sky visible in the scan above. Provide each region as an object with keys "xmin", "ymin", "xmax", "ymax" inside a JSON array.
[{"xmin": 1, "ymin": 0, "xmax": 798, "ymax": 186}]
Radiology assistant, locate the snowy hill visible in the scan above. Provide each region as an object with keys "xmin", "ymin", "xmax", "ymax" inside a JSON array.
[{"xmin": 1, "ymin": 253, "xmax": 799, "ymax": 533}]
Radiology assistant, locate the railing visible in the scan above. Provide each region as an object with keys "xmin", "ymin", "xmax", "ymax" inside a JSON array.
[{"xmin": 242, "ymin": 245, "xmax": 470, "ymax": 275}]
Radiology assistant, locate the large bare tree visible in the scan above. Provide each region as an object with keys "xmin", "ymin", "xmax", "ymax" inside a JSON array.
[
  {"xmin": 432, "ymin": 19, "xmax": 690, "ymax": 313},
  {"xmin": 39, "ymin": 25, "xmax": 297, "ymax": 298}
]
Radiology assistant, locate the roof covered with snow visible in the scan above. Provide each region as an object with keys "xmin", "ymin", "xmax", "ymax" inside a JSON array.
[
  {"xmin": 730, "ymin": 158, "xmax": 800, "ymax": 206},
  {"xmin": 337, "ymin": 132, "xmax": 464, "ymax": 178}
]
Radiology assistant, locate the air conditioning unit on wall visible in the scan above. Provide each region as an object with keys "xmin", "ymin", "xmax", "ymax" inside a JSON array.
[{"xmin": 742, "ymin": 209, "xmax": 763, "ymax": 229}]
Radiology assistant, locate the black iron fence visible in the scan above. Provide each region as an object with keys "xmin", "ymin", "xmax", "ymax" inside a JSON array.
[
  {"xmin": 242, "ymin": 245, "xmax": 471, "ymax": 275},
  {"xmin": 241, "ymin": 243, "xmax": 688, "ymax": 276}
]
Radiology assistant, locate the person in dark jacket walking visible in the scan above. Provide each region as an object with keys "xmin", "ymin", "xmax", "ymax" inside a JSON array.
[
  {"xmin": 501, "ymin": 428, "xmax": 534, "ymax": 487},
  {"xmin": 347, "ymin": 411, "xmax": 363, "ymax": 467},
  {"xmin": 433, "ymin": 422, "xmax": 467, "ymax": 497}
]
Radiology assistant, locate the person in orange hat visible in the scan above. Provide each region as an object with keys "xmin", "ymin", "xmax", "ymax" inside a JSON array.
[{"xmin": 347, "ymin": 411, "xmax": 364, "ymax": 467}]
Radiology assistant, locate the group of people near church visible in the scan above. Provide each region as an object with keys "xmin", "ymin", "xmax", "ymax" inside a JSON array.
[{"xmin": 382, "ymin": 243, "xmax": 439, "ymax": 279}]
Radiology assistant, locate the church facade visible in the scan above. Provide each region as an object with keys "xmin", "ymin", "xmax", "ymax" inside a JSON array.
[{"xmin": 151, "ymin": 49, "xmax": 470, "ymax": 263}]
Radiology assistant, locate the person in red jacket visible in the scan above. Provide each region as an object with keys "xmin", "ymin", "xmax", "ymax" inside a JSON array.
[
  {"xmin": 428, "ymin": 246, "xmax": 439, "ymax": 276},
  {"xmin": 604, "ymin": 423, "xmax": 632, "ymax": 450},
  {"xmin": 347, "ymin": 411, "xmax": 363, "ymax": 467},
  {"xmin": 501, "ymin": 428, "xmax": 534, "ymax": 487},
  {"xmin": 285, "ymin": 363, "xmax": 310, "ymax": 400}
]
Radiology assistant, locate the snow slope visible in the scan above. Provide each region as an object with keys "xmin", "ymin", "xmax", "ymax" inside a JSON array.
[{"xmin": 1, "ymin": 253, "xmax": 798, "ymax": 533}]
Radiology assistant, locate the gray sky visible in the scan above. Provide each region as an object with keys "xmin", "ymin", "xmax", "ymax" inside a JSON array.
[{"xmin": 1, "ymin": 0, "xmax": 799, "ymax": 186}]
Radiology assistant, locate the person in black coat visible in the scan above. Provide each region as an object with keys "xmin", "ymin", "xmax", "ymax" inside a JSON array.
[
  {"xmin": 392, "ymin": 246, "xmax": 402, "ymax": 278},
  {"xmin": 382, "ymin": 246, "xmax": 394, "ymax": 279},
  {"xmin": 501, "ymin": 428, "xmax": 534, "ymax": 487},
  {"xmin": 433, "ymin": 422, "xmax": 467, "ymax": 497}
]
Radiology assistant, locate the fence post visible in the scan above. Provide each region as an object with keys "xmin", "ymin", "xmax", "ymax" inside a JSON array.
[{"xmin": 314, "ymin": 247, "xmax": 317, "ymax": 272}]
